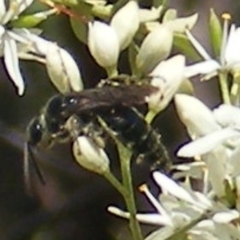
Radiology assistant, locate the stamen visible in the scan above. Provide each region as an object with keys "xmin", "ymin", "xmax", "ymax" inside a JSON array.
[
  {"xmin": 203, "ymin": 168, "xmax": 209, "ymax": 195},
  {"xmin": 139, "ymin": 184, "xmax": 170, "ymax": 221},
  {"xmin": 220, "ymin": 13, "xmax": 231, "ymax": 65},
  {"xmin": 185, "ymin": 29, "xmax": 211, "ymax": 60}
]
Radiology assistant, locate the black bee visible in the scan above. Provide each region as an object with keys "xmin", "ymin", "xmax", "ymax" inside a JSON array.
[{"xmin": 25, "ymin": 76, "xmax": 169, "ymax": 190}]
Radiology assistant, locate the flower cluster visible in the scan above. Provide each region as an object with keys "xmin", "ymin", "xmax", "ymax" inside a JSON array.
[
  {"xmin": 109, "ymin": 172, "xmax": 240, "ymax": 240},
  {"xmin": 106, "ymin": 9, "xmax": 240, "ymax": 240},
  {"xmin": 0, "ymin": 0, "xmax": 82, "ymax": 95},
  {"xmin": 6, "ymin": 1, "xmax": 240, "ymax": 240}
]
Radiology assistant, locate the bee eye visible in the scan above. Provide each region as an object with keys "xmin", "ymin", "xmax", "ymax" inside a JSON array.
[
  {"xmin": 27, "ymin": 118, "xmax": 43, "ymax": 146},
  {"xmin": 45, "ymin": 95, "xmax": 63, "ymax": 118}
]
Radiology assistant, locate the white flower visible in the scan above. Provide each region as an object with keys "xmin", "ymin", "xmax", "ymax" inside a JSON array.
[
  {"xmin": 147, "ymin": 55, "xmax": 185, "ymax": 113},
  {"xmin": 136, "ymin": 25, "xmax": 173, "ymax": 74},
  {"xmin": 108, "ymin": 172, "xmax": 218, "ymax": 240},
  {"xmin": 73, "ymin": 135, "xmax": 110, "ymax": 175},
  {"xmin": 88, "ymin": 21, "xmax": 119, "ymax": 68},
  {"xmin": 0, "ymin": 0, "xmax": 56, "ymax": 95},
  {"xmin": 46, "ymin": 43, "xmax": 83, "ymax": 93},
  {"xmin": 0, "ymin": 0, "xmax": 34, "ymax": 95},
  {"xmin": 185, "ymin": 15, "xmax": 240, "ymax": 79},
  {"xmin": 175, "ymin": 94, "xmax": 240, "ymax": 197},
  {"xmin": 110, "ymin": 1, "xmax": 139, "ymax": 50}
]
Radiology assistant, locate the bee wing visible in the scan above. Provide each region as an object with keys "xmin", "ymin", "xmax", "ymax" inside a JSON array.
[{"xmin": 64, "ymin": 85, "xmax": 157, "ymax": 114}]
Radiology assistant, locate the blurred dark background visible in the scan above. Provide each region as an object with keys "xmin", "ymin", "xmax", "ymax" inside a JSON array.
[{"xmin": 0, "ymin": 0, "xmax": 239, "ymax": 239}]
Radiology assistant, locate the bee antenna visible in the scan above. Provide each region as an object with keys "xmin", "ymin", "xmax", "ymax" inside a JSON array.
[{"xmin": 24, "ymin": 142, "xmax": 46, "ymax": 194}]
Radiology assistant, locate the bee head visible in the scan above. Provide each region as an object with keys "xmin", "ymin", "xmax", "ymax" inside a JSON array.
[{"xmin": 26, "ymin": 117, "xmax": 44, "ymax": 147}]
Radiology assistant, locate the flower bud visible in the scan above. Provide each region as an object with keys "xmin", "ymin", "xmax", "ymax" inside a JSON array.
[
  {"xmin": 147, "ymin": 55, "xmax": 185, "ymax": 112},
  {"xmin": 73, "ymin": 136, "xmax": 110, "ymax": 174},
  {"xmin": 88, "ymin": 21, "xmax": 119, "ymax": 68},
  {"xmin": 174, "ymin": 94, "xmax": 220, "ymax": 138},
  {"xmin": 111, "ymin": 1, "xmax": 139, "ymax": 50},
  {"xmin": 46, "ymin": 43, "xmax": 83, "ymax": 93},
  {"xmin": 136, "ymin": 25, "xmax": 173, "ymax": 74}
]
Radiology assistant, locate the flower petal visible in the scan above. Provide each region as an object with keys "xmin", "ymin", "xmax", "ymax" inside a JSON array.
[
  {"xmin": 163, "ymin": 13, "xmax": 198, "ymax": 33},
  {"xmin": 148, "ymin": 55, "xmax": 185, "ymax": 112},
  {"xmin": 213, "ymin": 210, "xmax": 239, "ymax": 223},
  {"xmin": 213, "ymin": 104, "xmax": 240, "ymax": 128},
  {"xmin": 139, "ymin": 6, "xmax": 163, "ymax": 23},
  {"xmin": 145, "ymin": 227, "xmax": 174, "ymax": 240},
  {"xmin": 136, "ymin": 25, "xmax": 173, "ymax": 74},
  {"xmin": 46, "ymin": 43, "xmax": 83, "ymax": 93},
  {"xmin": 225, "ymin": 25, "xmax": 240, "ymax": 68},
  {"xmin": 177, "ymin": 128, "xmax": 240, "ymax": 157},
  {"xmin": 153, "ymin": 172, "xmax": 195, "ymax": 204},
  {"xmin": 72, "ymin": 135, "xmax": 110, "ymax": 174},
  {"xmin": 88, "ymin": 21, "xmax": 119, "ymax": 68},
  {"xmin": 0, "ymin": 1, "xmax": 6, "ymax": 21},
  {"xmin": 3, "ymin": 35, "xmax": 24, "ymax": 95},
  {"xmin": 175, "ymin": 94, "xmax": 220, "ymax": 138},
  {"xmin": 2, "ymin": 0, "xmax": 34, "ymax": 24},
  {"xmin": 108, "ymin": 206, "xmax": 171, "ymax": 226},
  {"xmin": 184, "ymin": 60, "xmax": 219, "ymax": 78},
  {"xmin": 203, "ymin": 147, "xmax": 227, "ymax": 197},
  {"xmin": 229, "ymin": 144, "xmax": 240, "ymax": 177},
  {"xmin": 111, "ymin": 1, "xmax": 139, "ymax": 50}
]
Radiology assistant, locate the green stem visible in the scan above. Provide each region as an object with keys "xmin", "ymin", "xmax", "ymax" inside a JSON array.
[
  {"xmin": 106, "ymin": 65, "xmax": 118, "ymax": 78},
  {"xmin": 104, "ymin": 171, "xmax": 126, "ymax": 196},
  {"xmin": 97, "ymin": 118, "xmax": 143, "ymax": 240},
  {"xmin": 118, "ymin": 143, "xmax": 143, "ymax": 240},
  {"xmin": 145, "ymin": 110, "xmax": 157, "ymax": 124},
  {"xmin": 219, "ymin": 71, "xmax": 231, "ymax": 104}
]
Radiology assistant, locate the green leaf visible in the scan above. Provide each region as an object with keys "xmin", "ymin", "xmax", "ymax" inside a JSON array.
[
  {"xmin": 69, "ymin": 2, "xmax": 93, "ymax": 44},
  {"xmin": 209, "ymin": 9, "xmax": 222, "ymax": 57},
  {"xmin": 70, "ymin": 16, "xmax": 89, "ymax": 44},
  {"xmin": 173, "ymin": 33, "xmax": 202, "ymax": 61}
]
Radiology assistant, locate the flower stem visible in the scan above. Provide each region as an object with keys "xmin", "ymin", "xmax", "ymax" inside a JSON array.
[
  {"xmin": 97, "ymin": 118, "xmax": 143, "ymax": 240},
  {"xmin": 104, "ymin": 171, "xmax": 126, "ymax": 197},
  {"xmin": 145, "ymin": 110, "xmax": 157, "ymax": 124},
  {"xmin": 118, "ymin": 143, "xmax": 143, "ymax": 240},
  {"xmin": 219, "ymin": 71, "xmax": 231, "ymax": 104},
  {"xmin": 106, "ymin": 65, "xmax": 118, "ymax": 78}
]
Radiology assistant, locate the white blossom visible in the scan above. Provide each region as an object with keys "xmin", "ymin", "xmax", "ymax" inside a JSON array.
[
  {"xmin": 73, "ymin": 135, "xmax": 110, "ymax": 174},
  {"xmin": 184, "ymin": 16, "xmax": 240, "ymax": 79},
  {"xmin": 88, "ymin": 21, "xmax": 119, "ymax": 68},
  {"xmin": 175, "ymin": 94, "xmax": 240, "ymax": 197},
  {"xmin": 0, "ymin": 0, "xmax": 56, "ymax": 95},
  {"xmin": 46, "ymin": 43, "xmax": 83, "ymax": 93},
  {"xmin": 108, "ymin": 172, "xmax": 230, "ymax": 240},
  {"xmin": 147, "ymin": 55, "xmax": 185, "ymax": 113},
  {"xmin": 110, "ymin": 1, "xmax": 139, "ymax": 50},
  {"xmin": 136, "ymin": 25, "xmax": 173, "ymax": 74}
]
